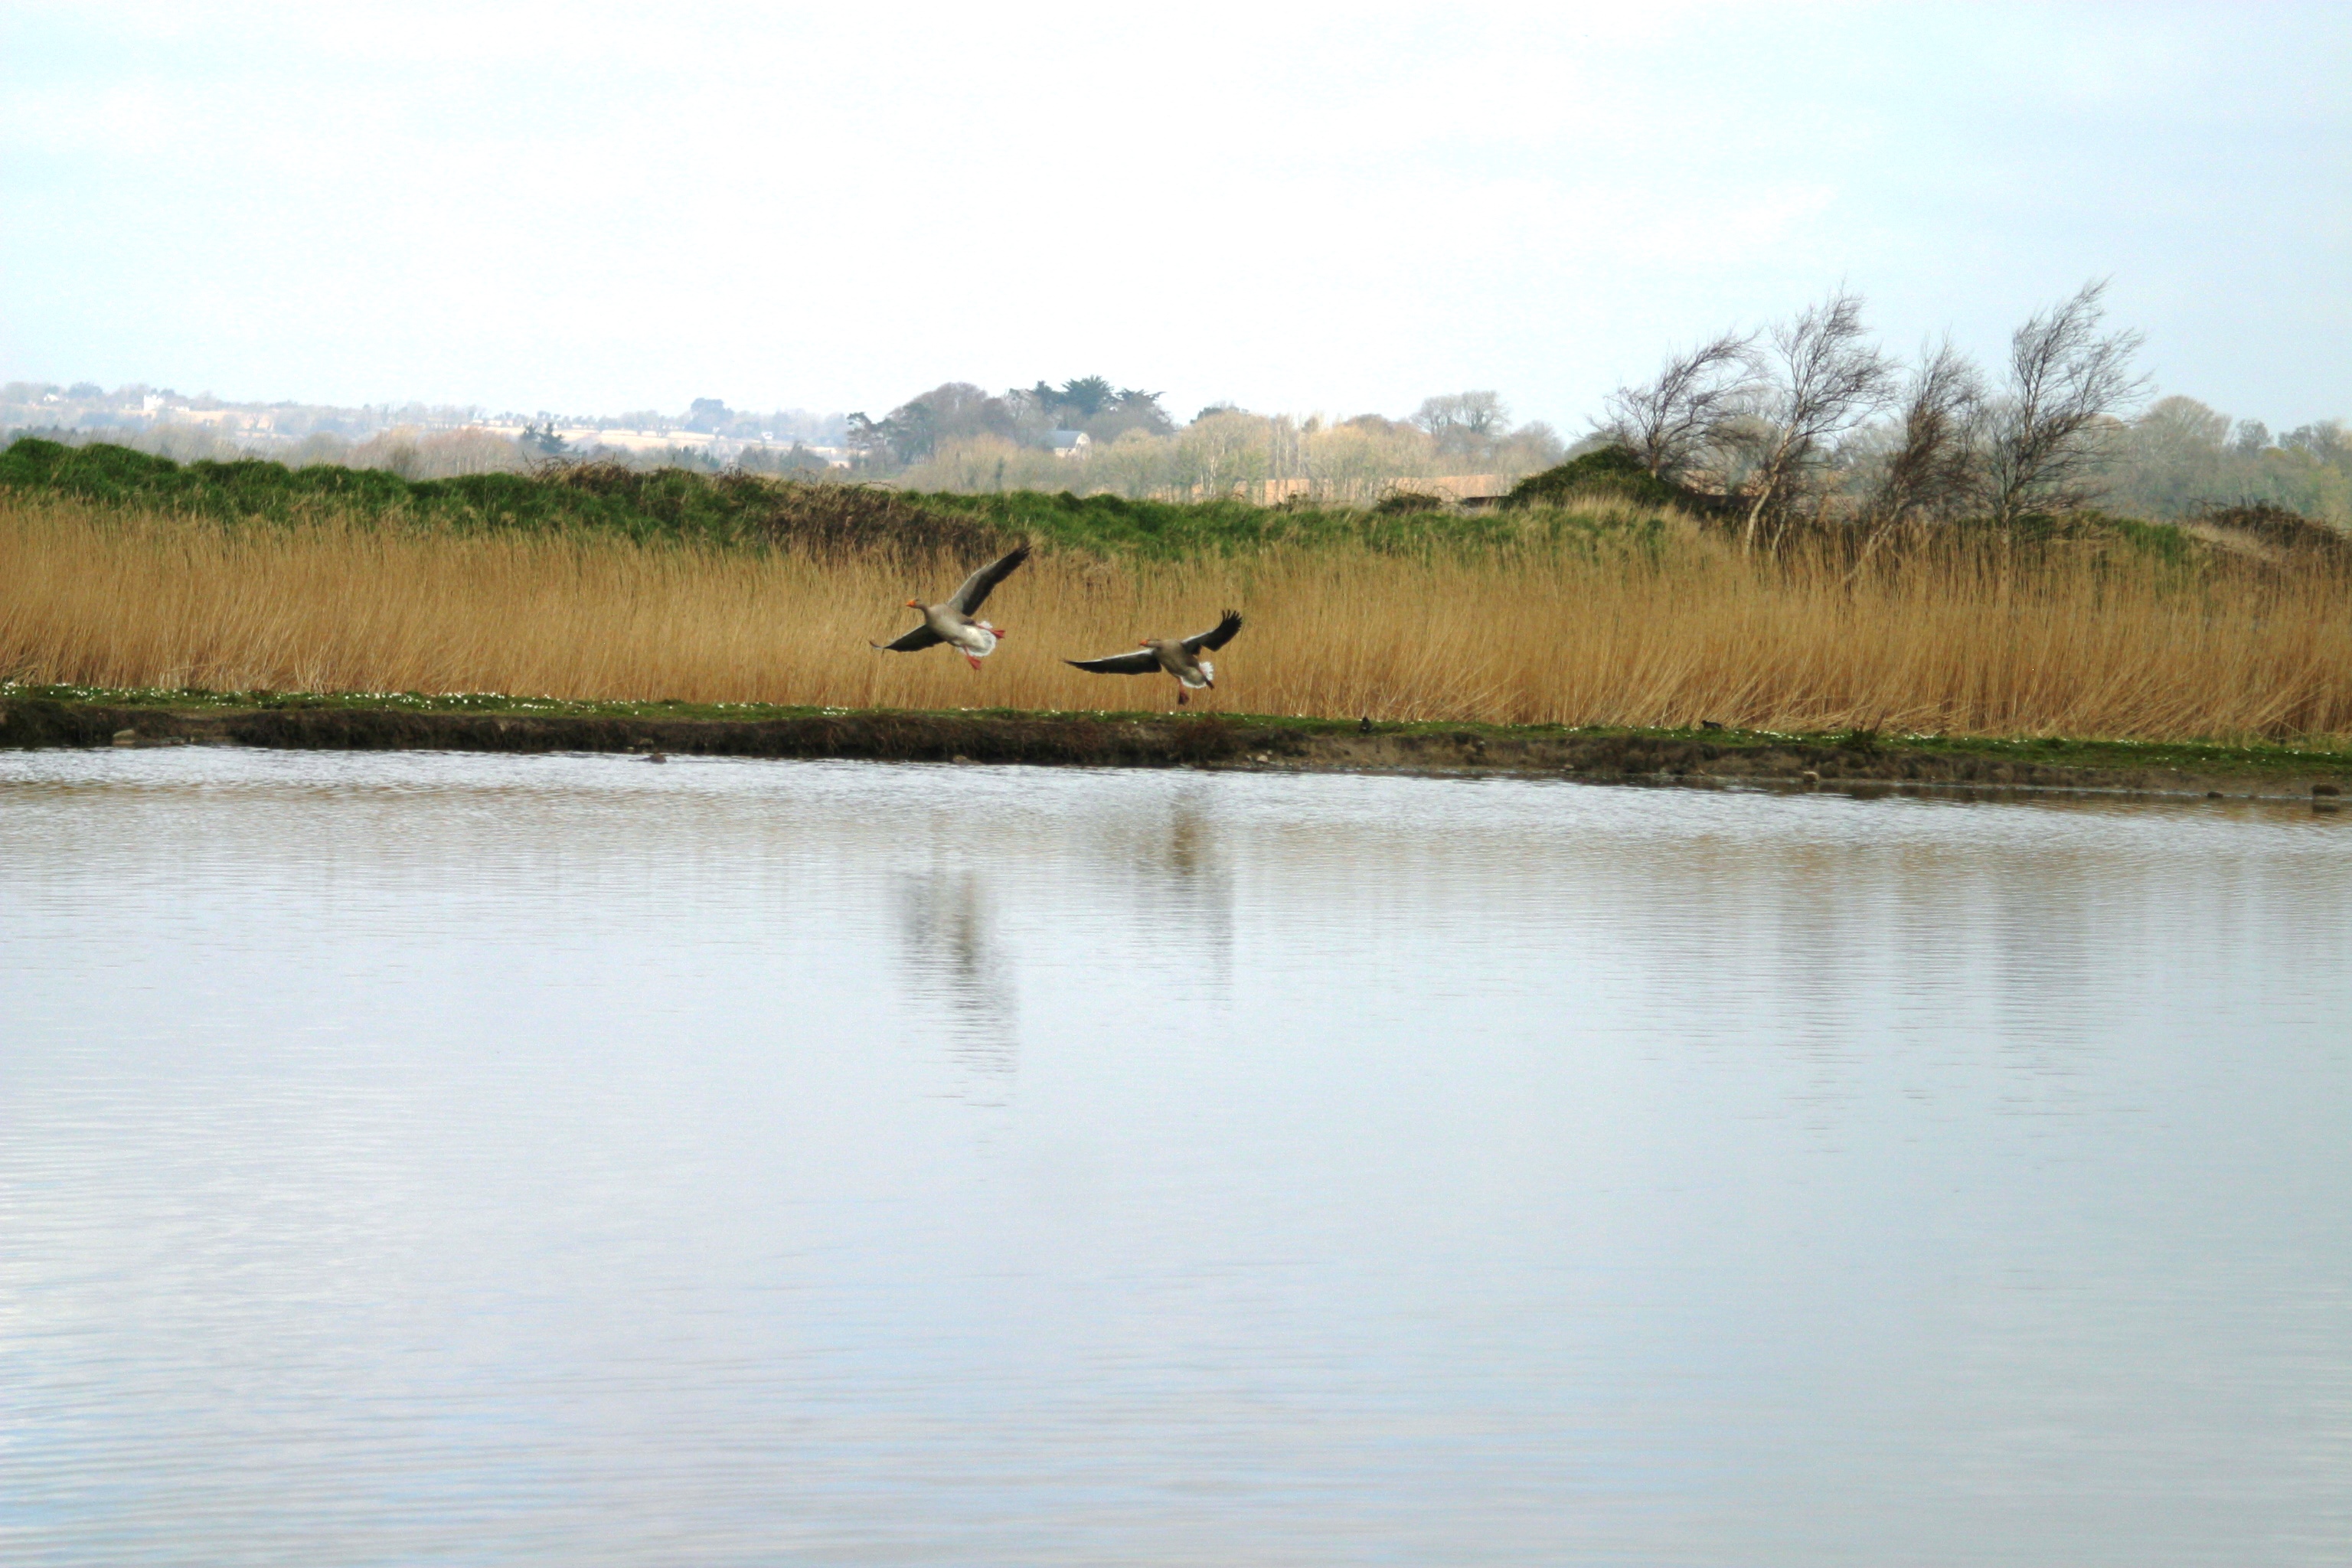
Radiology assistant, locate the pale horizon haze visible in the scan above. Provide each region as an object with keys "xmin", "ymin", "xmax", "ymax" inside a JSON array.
[{"xmin": 4, "ymin": 2, "xmax": 2346, "ymax": 431}]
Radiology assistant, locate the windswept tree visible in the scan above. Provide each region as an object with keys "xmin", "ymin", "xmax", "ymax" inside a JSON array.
[
  {"xmin": 1975, "ymin": 279, "xmax": 2148, "ymax": 524},
  {"xmin": 1867, "ymin": 338, "xmax": 1984, "ymax": 531},
  {"xmin": 1737, "ymin": 288, "xmax": 1897, "ymax": 545},
  {"xmin": 1601, "ymin": 331, "xmax": 1759, "ymax": 482}
]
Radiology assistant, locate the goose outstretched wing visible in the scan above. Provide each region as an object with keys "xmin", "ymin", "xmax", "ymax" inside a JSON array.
[
  {"xmin": 1182, "ymin": 609, "xmax": 1243, "ymax": 654},
  {"xmin": 874, "ymin": 624, "xmax": 945, "ymax": 652},
  {"xmin": 949, "ymin": 544, "xmax": 1031, "ymax": 615},
  {"xmin": 1066, "ymin": 649, "xmax": 1161, "ymax": 675}
]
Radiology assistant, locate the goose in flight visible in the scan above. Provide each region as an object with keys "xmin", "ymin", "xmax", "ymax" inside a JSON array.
[
  {"xmin": 871, "ymin": 544, "xmax": 1031, "ymax": 669},
  {"xmin": 1067, "ymin": 610, "xmax": 1243, "ymax": 705}
]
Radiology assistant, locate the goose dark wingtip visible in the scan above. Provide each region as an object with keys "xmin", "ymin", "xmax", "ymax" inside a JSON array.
[
  {"xmin": 1182, "ymin": 610, "xmax": 1245, "ymax": 655},
  {"xmin": 949, "ymin": 542, "xmax": 1034, "ymax": 615}
]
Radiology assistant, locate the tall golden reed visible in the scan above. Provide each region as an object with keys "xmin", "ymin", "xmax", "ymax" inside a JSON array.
[{"xmin": 4, "ymin": 495, "xmax": 2348, "ymax": 741}]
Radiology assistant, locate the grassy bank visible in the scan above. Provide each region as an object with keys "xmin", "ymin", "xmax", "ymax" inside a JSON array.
[
  {"xmin": 5, "ymin": 479, "xmax": 2350, "ymax": 741},
  {"xmin": 10, "ymin": 684, "xmax": 2349, "ymax": 795}
]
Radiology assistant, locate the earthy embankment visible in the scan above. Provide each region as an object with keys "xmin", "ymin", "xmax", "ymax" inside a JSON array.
[{"xmin": 5, "ymin": 694, "xmax": 2349, "ymax": 801}]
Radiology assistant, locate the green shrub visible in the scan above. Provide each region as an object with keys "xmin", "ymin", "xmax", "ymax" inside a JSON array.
[{"xmin": 1501, "ymin": 445, "xmax": 1694, "ymax": 511}]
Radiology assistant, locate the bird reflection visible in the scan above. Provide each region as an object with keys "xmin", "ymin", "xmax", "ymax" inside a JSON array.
[
  {"xmin": 1158, "ymin": 802, "xmax": 1214, "ymax": 880},
  {"xmin": 893, "ymin": 867, "xmax": 1018, "ymax": 1104},
  {"xmin": 1096, "ymin": 792, "xmax": 1237, "ymax": 982}
]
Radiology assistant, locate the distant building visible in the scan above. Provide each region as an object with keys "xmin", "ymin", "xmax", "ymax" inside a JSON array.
[{"xmin": 1048, "ymin": 430, "xmax": 1091, "ymax": 458}]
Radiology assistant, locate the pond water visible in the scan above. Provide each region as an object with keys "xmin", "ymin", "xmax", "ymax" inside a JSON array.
[{"xmin": 2, "ymin": 750, "xmax": 2347, "ymax": 1566}]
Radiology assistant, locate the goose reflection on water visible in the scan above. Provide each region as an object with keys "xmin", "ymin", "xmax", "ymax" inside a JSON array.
[
  {"xmin": 1090, "ymin": 789, "xmax": 1238, "ymax": 984},
  {"xmin": 889, "ymin": 791, "xmax": 1236, "ymax": 1102},
  {"xmin": 893, "ymin": 866, "xmax": 1018, "ymax": 1102}
]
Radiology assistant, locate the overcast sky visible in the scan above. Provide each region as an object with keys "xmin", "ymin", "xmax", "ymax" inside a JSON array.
[{"xmin": 4, "ymin": 2, "xmax": 2345, "ymax": 430}]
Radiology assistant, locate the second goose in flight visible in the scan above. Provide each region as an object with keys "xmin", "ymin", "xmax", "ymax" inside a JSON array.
[
  {"xmin": 871, "ymin": 544, "xmax": 1031, "ymax": 669},
  {"xmin": 1067, "ymin": 610, "xmax": 1243, "ymax": 705}
]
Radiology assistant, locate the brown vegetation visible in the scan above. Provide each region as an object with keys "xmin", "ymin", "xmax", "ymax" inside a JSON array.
[{"xmin": 4, "ymin": 493, "xmax": 2349, "ymax": 742}]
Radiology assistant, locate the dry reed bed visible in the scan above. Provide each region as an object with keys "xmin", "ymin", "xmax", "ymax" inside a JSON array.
[{"xmin": 5, "ymin": 496, "xmax": 2349, "ymax": 742}]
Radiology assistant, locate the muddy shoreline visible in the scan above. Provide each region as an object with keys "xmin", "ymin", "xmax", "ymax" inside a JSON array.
[{"xmin": 8, "ymin": 696, "xmax": 2350, "ymax": 802}]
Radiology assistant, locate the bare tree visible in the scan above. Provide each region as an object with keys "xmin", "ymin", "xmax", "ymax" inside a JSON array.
[
  {"xmin": 1412, "ymin": 390, "xmax": 1511, "ymax": 453},
  {"xmin": 1868, "ymin": 337, "xmax": 1984, "ymax": 531},
  {"xmin": 1738, "ymin": 287, "xmax": 1898, "ymax": 546},
  {"xmin": 1976, "ymin": 279, "xmax": 2149, "ymax": 524},
  {"xmin": 1600, "ymin": 331, "xmax": 1759, "ymax": 482}
]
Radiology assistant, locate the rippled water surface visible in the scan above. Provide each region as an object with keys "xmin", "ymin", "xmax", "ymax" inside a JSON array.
[{"xmin": 3, "ymin": 750, "xmax": 2348, "ymax": 1566}]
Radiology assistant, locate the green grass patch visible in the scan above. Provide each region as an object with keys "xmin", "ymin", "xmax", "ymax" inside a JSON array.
[{"xmin": 0, "ymin": 437, "xmax": 1686, "ymax": 560}]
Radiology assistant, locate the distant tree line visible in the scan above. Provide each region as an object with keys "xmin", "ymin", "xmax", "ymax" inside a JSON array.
[
  {"xmin": 844, "ymin": 377, "xmax": 1178, "ymax": 467},
  {"xmin": 11, "ymin": 324, "xmax": 2348, "ymax": 520},
  {"xmin": 2103, "ymin": 401, "xmax": 2347, "ymax": 524},
  {"xmin": 828, "ymin": 374, "xmax": 1568, "ymax": 502}
]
